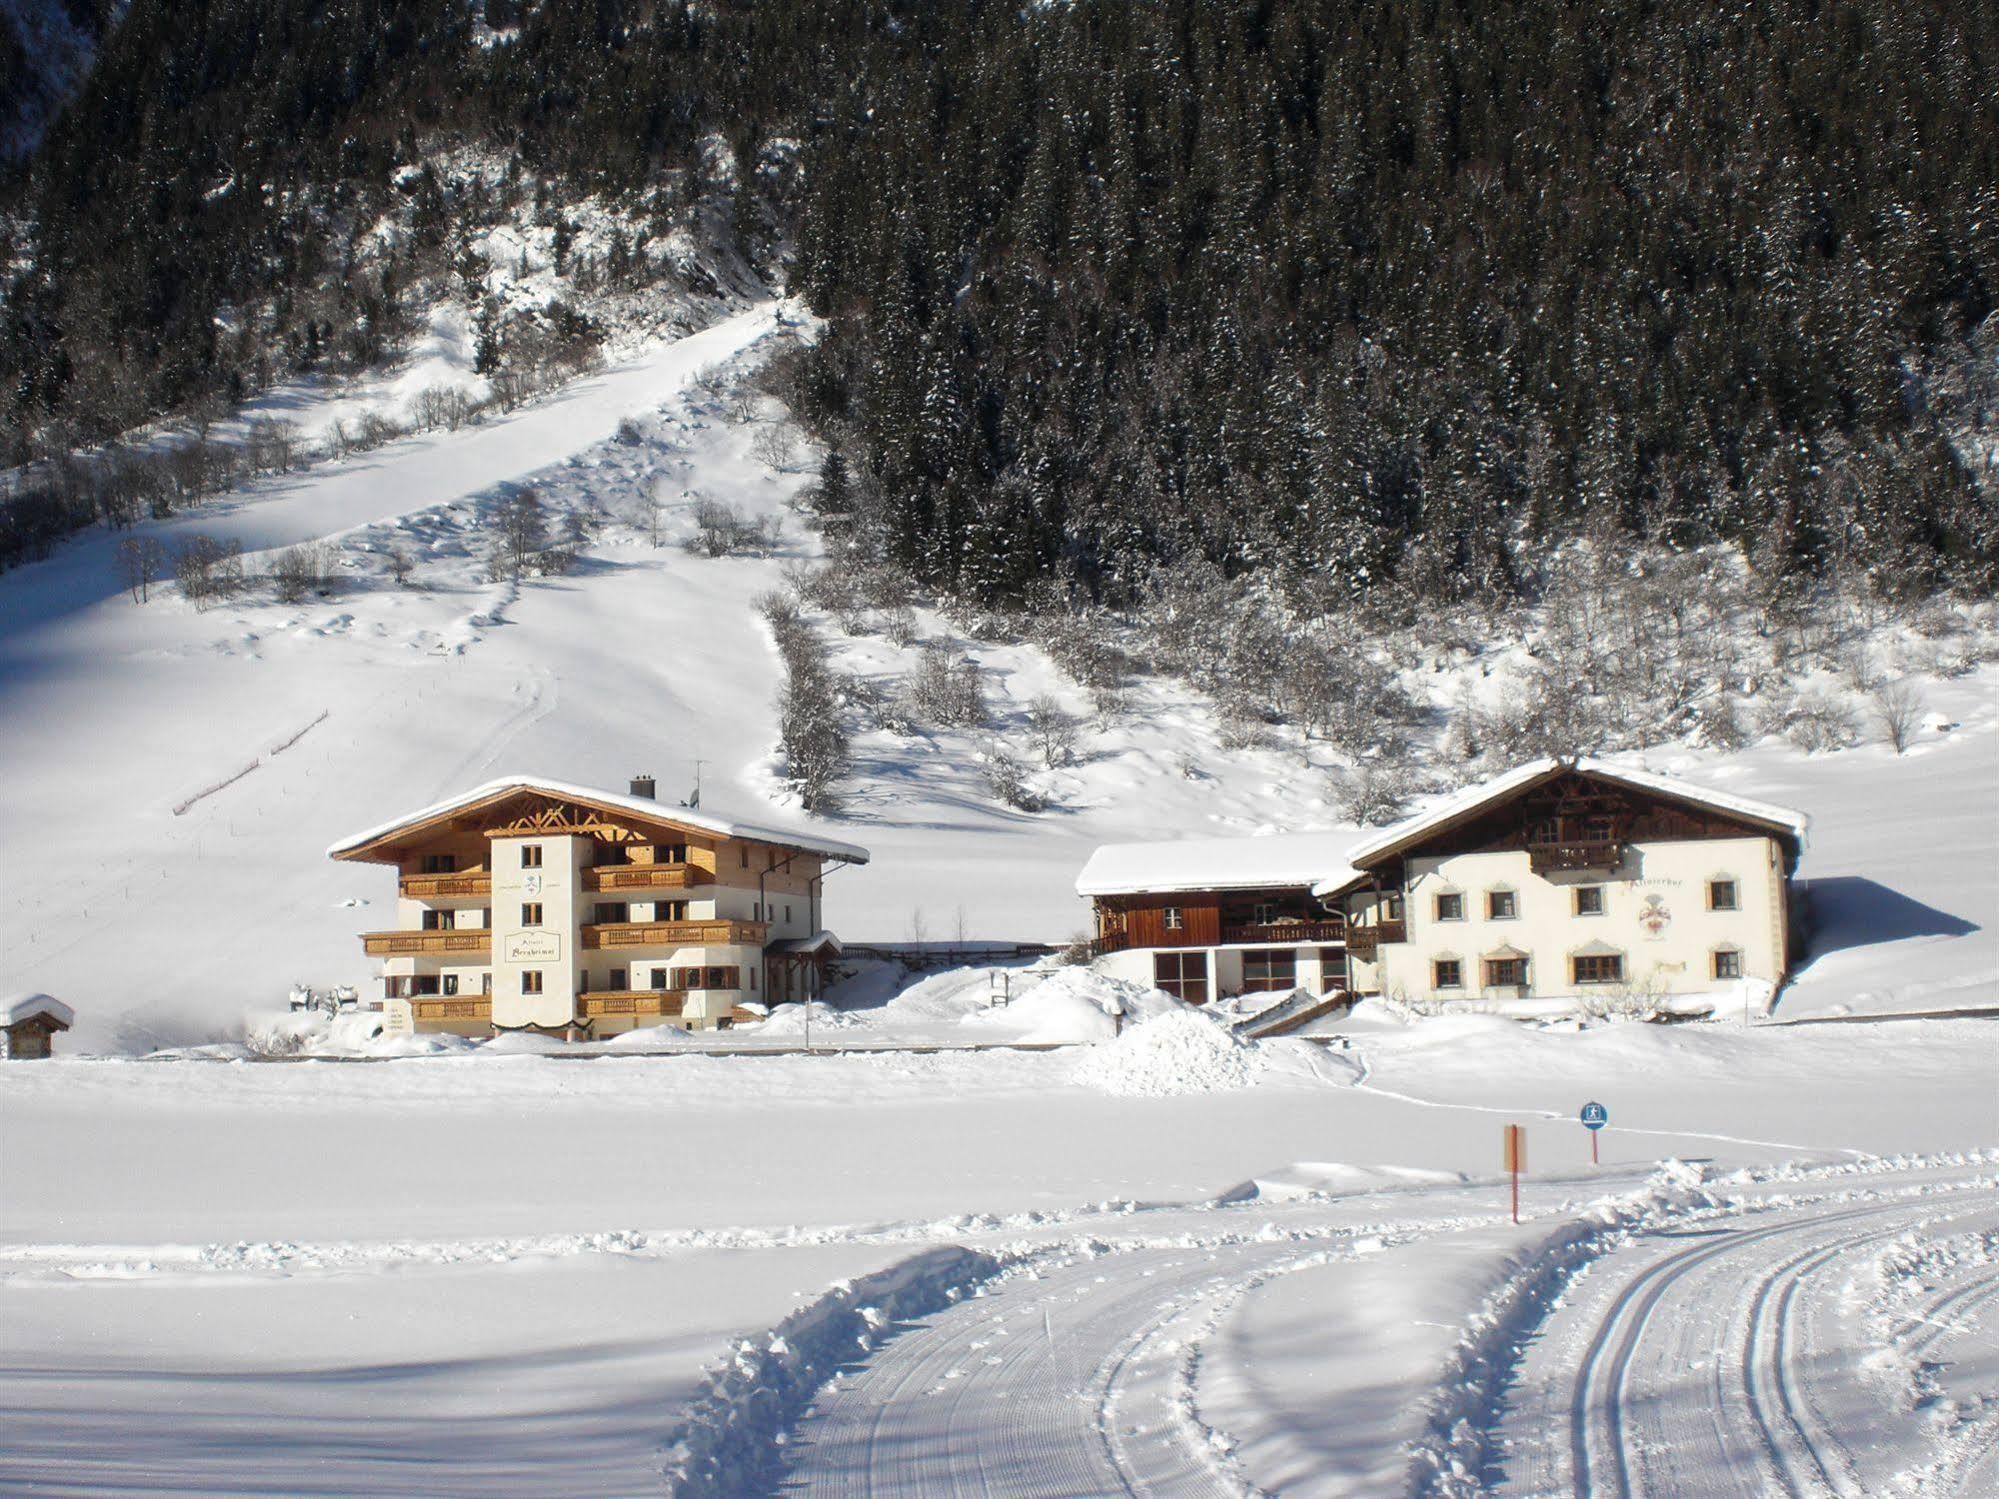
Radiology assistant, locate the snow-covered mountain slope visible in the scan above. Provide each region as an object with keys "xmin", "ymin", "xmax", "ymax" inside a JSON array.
[{"xmin": 0, "ymin": 304, "xmax": 1994, "ymax": 1049}]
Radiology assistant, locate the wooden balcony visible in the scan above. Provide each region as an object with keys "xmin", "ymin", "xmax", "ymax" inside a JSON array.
[
  {"xmin": 411, "ymin": 996, "xmax": 492, "ymax": 1024},
  {"xmin": 583, "ymin": 863, "xmax": 710, "ymax": 893},
  {"xmin": 581, "ymin": 919, "xmax": 767, "ymax": 950},
  {"xmin": 399, "ymin": 871, "xmax": 491, "ymax": 899},
  {"xmin": 1527, "ymin": 839, "xmax": 1625, "ymax": 874},
  {"xmin": 1344, "ymin": 920, "xmax": 1407, "ymax": 959},
  {"xmin": 361, "ymin": 929, "xmax": 492, "ymax": 958},
  {"xmin": 1219, "ymin": 921, "xmax": 1348, "ymax": 947},
  {"xmin": 1092, "ymin": 930, "xmax": 1132, "ymax": 956},
  {"xmin": 579, "ymin": 989, "xmax": 686, "ymax": 1019}
]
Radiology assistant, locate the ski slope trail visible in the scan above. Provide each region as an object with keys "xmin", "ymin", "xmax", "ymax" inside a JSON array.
[{"xmin": 1490, "ymin": 1167, "xmax": 1999, "ymax": 1497}]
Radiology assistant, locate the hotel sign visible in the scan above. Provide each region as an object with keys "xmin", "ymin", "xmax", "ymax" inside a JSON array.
[{"xmin": 503, "ymin": 930, "xmax": 563, "ymax": 963}]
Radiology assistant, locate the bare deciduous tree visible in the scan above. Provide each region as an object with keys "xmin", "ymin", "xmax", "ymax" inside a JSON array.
[
  {"xmin": 117, "ymin": 535, "xmax": 166, "ymax": 602},
  {"xmin": 1025, "ymin": 694, "xmax": 1080, "ymax": 768},
  {"xmin": 1870, "ymin": 677, "xmax": 1925, "ymax": 754}
]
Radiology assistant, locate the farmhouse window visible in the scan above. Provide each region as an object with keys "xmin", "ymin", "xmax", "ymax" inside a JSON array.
[
  {"xmin": 1573, "ymin": 953, "xmax": 1625, "ymax": 985},
  {"xmin": 1253, "ymin": 902, "xmax": 1278, "ymax": 926},
  {"xmin": 1485, "ymin": 957, "xmax": 1528, "ymax": 988},
  {"xmin": 1162, "ymin": 906, "xmax": 1185, "ymax": 931},
  {"xmin": 1488, "ymin": 889, "xmax": 1518, "ymax": 920},
  {"xmin": 1153, "ymin": 951, "xmax": 1209, "ymax": 1004},
  {"xmin": 1708, "ymin": 879, "xmax": 1739, "ymax": 911},
  {"xmin": 521, "ymin": 845, "xmax": 543, "ymax": 869},
  {"xmin": 1435, "ymin": 892, "xmax": 1464, "ymax": 921},
  {"xmin": 1434, "ymin": 959, "xmax": 1463, "ymax": 989},
  {"xmin": 521, "ymin": 971, "xmax": 543, "ymax": 994},
  {"xmin": 1712, "ymin": 948, "xmax": 1743, "ymax": 980},
  {"xmin": 1241, "ymin": 949, "xmax": 1298, "ymax": 993},
  {"xmin": 1574, "ymin": 886, "xmax": 1605, "ymax": 916}
]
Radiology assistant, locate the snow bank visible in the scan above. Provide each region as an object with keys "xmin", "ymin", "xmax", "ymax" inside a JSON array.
[
  {"xmin": 1072, "ymin": 1008, "xmax": 1266, "ymax": 1096},
  {"xmin": 960, "ymin": 966, "xmax": 1164, "ymax": 1044},
  {"xmin": 660, "ymin": 1244, "xmax": 1004, "ymax": 1498}
]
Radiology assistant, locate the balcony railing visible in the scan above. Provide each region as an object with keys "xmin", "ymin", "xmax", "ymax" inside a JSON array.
[
  {"xmin": 399, "ymin": 871, "xmax": 491, "ymax": 899},
  {"xmin": 1527, "ymin": 839, "xmax": 1625, "ymax": 874},
  {"xmin": 1344, "ymin": 920, "xmax": 1407, "ymax": 959},
  {"xmin": 583, "ymin": 863, "xmax": 710, "ymax": 893},
  {"xmin": 1219, "ymin": 920, "xmax": 1348, "ymax": 947},
  {"xmin": 581, "ymin": 919, "xmax": 768, "ymax": 950},
  {"xmin": 411, "ymin": 996, "xmax": 492, "ymax": 1024},
  {"xmin": 579, "ymin": 989, "xmax": 687, "ymax": 1019},
  {"xmin": 362, "ymin": 929, "xmax": 492, "ymax": 958}
]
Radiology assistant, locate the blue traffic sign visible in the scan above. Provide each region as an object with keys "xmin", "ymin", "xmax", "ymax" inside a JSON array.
[{"xmin": 1580, "ymin": 1101, "xmax": 1609, "ymax": 1130}]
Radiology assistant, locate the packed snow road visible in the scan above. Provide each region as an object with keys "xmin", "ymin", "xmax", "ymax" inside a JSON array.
[{"xmin": 1491, "ymin": 1167, "xmax": 1999, "ymax": 1498}]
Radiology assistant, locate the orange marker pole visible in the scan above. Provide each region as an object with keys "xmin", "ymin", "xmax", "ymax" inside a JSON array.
[{"xmin": 1503, "ymin": 1124, "xmax": 1527, "ymax": 1225}]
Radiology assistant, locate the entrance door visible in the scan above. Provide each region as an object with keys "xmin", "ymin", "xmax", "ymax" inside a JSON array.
[{"xmin": 1153, "ymin": 951, "xmax": 1209, "ymax": 1004}]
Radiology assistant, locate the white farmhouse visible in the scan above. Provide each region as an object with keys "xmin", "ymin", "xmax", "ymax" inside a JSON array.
[
  {"xmin": 1079, "ymin": 759, "xmax": 1808, "ymax": 1013},
  {"xmin": 329, "ymin": 776, "xmax": 870, "ymax": 1037}
]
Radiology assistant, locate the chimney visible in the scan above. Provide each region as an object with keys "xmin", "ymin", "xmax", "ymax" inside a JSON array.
[{"xmin": 629, "ymin": 774, "xmax": 656, "ymax": 800}]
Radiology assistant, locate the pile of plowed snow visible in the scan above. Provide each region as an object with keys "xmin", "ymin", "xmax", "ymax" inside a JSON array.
[{"xmin": 1072, "ymin": 1008, "xmax": 1265, "ymax": 1096}]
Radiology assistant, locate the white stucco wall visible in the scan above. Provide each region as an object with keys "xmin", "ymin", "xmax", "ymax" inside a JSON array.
[
  {"xmin": 490, "ymin": 833, "xmax": 582, "ymax": 1029},
  {"xmin": 1379, "ymin": 835, "xmax": 1787, "ymax": 1002}
]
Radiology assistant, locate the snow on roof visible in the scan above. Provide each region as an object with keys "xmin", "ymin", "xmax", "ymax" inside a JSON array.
[
  {"xmin": 326, "ymin": 776, "xmax": 871, "ymax": 865},
  {"xmin": 2, "ymin": 993, "xmax": 74, "ymax": 1028},
  {"xmin": 1310, "ymin": 757, "xmax": 1810, "ymax": 892},
  {"xmin": 1075, "ymin": 829, "xmax": 1366, "ymax": 898},
  {"xmin": 767, "ymin": 931, "xmax": 842, "ymax": 955}
]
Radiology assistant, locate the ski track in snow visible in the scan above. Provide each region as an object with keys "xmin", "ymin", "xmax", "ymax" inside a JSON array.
[{"xmin": 1491, "ymin": 1176, "xmax": 1999, "ymax": 1498}]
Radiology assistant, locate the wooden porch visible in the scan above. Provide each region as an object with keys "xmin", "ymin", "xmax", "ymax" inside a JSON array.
[
  {"xmin": 582, "ymin": 863, "xmax": 710, "ymax": 893},
  {"xmin": 399, "ymin": 871, "xmax": 491, "ymax": 899},
  {"xmin": 411, "ymin": 996, "xmax": 492, "ymax": 1024},
  {"xmin": 578, "ymin": 989, "xmax": 686, "ymax": 1019}
]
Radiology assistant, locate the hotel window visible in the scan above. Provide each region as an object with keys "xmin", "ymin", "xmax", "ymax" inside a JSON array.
[
  {"xmin": 421, "ymin": 909, "xmax": 450, "ymax": 930},
  {"xmin": 659, "ymin": 900, "xmax": 688, "ymax": 921},
  {"xmin": 1573, "ymin": 953, "xmax": 1625, "ymax": 985},
  {"xmin": 1241, "ymin": 949, "xmax": 1298, "ymax": 993},
  {"xmin": 1708, "ymin": 878, "xmax": 1739, "ymax": 911},
  {"xmin": 521, "ymin": 845, "xmax": 543, "ymax": 868},
  {"xmin": 1485, "ymin": 956, "xmax": 1528, "ymax": 988},
  {"xmin": 649, "ymin": 967, "xmax": 669, "ymax": 990},
  {"xmin": 521, "ymin": 903, "xmax": 542, "ymax": 926},
  {"xmin": 521, "ymin": 971, "xmax": 543, "ymax": 994},
  {"xmin": 1162, "ymin": 906, "xmax": 1185, "ymax": 931},
  {"xmin": 481, "ymin": 973, "xmax": 493, "ymax": 993},
  {"xmin": 740, "ymin": 847, "xmax": 750, "ymax": 868},
  {"xmin": 1433, "ymin": 958, "xmax": 1463, "ymax": 989},
  {"xmin": 1574, "ymin": 885, "xmax": 1605, "ymax": 917},
  {"xmin": 1488, "ymin": 889, "xmax": 1518, "ymax": 920},
  {"xmin": 1153, "ymin": 951, "xmax": 1208, "ymax": 1004},
  {"xmin": 1435, "ymin": 892, "xmax": 1464, "ymax": 922},
  {"xmin": 594, "ymin": 902, "xmax": 628, "ymax": 924},
  {"xmin": 420, "ymin": 853, "xmax": 457, "ymax": 874},
  {"xmin": 442, "ymin": 974, "xmax": 459, "ymax": 996},
  {"xmin": 785, "ymin": 905, "xmax": 793, "ymax": 924},
  {"xmin": 610, "ymin": 968, "xmax": 627, "ymax": 990},
  {"xmin": 1712, "ymin": 948, "xmax": 1743, "ymax": 980}
]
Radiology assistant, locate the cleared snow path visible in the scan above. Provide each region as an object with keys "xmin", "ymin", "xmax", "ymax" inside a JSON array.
[{"xmin": 1490, "ymin": 1169, "xmax": 1999, "ymax": 1497}]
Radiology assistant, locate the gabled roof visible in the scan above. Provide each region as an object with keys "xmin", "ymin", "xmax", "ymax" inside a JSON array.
[
  {"xmin": 1076, "ymin": 829, "xmax": 1366, "ymax": 898},
  {"xmin": 1310, "ymin": 757, "xmax": 1808, "ymax": 893},
  {"xmin": 2, "ymin": 993, "xmax": 74, "ymax": 1029},
  {"xmin": 327, "ymin": 776, "xmax": 871, "ymax": 865}
]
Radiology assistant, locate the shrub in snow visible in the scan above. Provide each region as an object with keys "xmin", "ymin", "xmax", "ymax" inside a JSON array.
[
  {"xmin": 1330, "ymin": 762, "xmax": 1421, "ymax": 826},
  {"xmin": 907, "ymin": 642, "xmax": 989, "ymax": 727},
  {"xmin": 980, "ymin": 744, "xmax": 1043, "ymax": 811},
  {"xmin": 1025, "ymin": 693, "xmax": 1079, "ymax": 768},
  {"xmin": 1782, "ymin": 692, "xmax": 1859, "ymax": 754},
  {"xmin": 1073, "ymin": 1009, "xmax": 1265, "ymax": 1097}
]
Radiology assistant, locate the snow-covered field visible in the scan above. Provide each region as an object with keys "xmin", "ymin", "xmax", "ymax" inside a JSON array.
[{"xmin": 3, "ymin": 302, "xmax": 1997, "ymax": 1494}]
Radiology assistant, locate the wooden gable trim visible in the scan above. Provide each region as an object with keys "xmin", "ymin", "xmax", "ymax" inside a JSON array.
[
  {"xmin": 334, "ymin": 787, "xmax": 726, "ymax": 864},
  {"xmin": 1354, "ymin": 767, "xmax": 1800, "ymax": 870}
]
